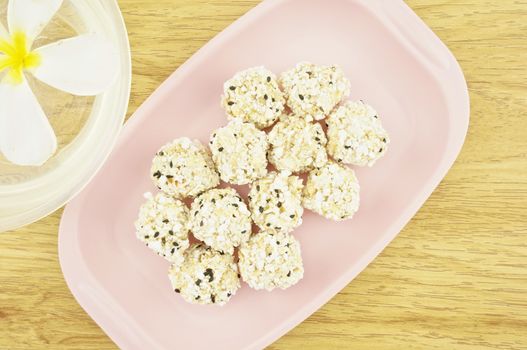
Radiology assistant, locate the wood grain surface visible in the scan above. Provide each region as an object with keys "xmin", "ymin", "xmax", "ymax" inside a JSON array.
[{"xmin": 1, "ymin": 0, "xmax": 526, "ymax": 349}]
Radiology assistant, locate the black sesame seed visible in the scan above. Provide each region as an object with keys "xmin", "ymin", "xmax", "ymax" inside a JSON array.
[
  {"xmin": 196, "ymin": 279, "xmax": 202, "ymax": 286},
  {"xmin": 379, "ymin": 148, "xmax": 383, "ymax": 153},
  {"xmin": 144, "ymin": 235, "xmax": 149, "ymax": 239},
  {"xmin": 212, "ymin": 198, "xmax": 216, "ymax": 204},
  {"xmin": 232, "ymin": 203, "xmax": 239, "ymax": 207},
  {"xmin": 256, "ymin": 185, "xmax": 260, "ymax": 191},
  {"xmin": 373, "ymin": 115, "xmax": 378, "ymax": 119},
  {"xmin": 175, "ymin": 288, "xmax": 180, "ymax": 293},
  {"xmin": 344, "ymin": 145, "xmax": 351, "ymax": 149},
  {"xmin": 200, "ymin": 220, "xmax": 204, "ymax": 227},
  {"xmin": 277, "ymin": 202, "xmax": 282, "ymax": 208},
  {"xmin": 266, "ymin": 223, "xmax": 271, "ymax": 227},
  {"xmin": 227, "ymin": 101, "xmax": 234, "ymax": 106},
  {"xmin": 286, "ymin": 243, "xmax": 290, "ymax": 247},
  {"xmin": 266, "ymin": 76, "xmax": 271, "ymax": 82},
  {"xmin": 218, "ymin": 147, "xmax": 224, "ymax": 152},
  {"xmin": 211, "ymin": 294, "xmax": 216, "ymax": 303},
  {"xmin": 173, "ymin": 242, "xmax": 179, "ymax": 247},
  {"xmin": 337, "ymin": 158, "xmax": 342, "ymax": 162},
  {"xmin": 166, "ymin": 175, "xmax": 174, "ymax": 179},
  {"xmin": 152, "ymin": 170, "xmax": 162, "ymax": 178},
  {"xmin": 237, "ymin": 273, "xmax": 241, "ymax": 278},
  {"xmin": 204, "ymin": 268, "xmax": 214, "ymax": 282},
  {"xmin": 232, "ymin": 214, "xmax": 236, "ymax": 218},
  {"xmin": 229, "ymin": 86, "xmax": 236, "ymax": 90},
  {"xmin": 154, "ymin": 232, "xmax": 160, "ymax": 238},
  {"xmin": 299, "ymin": 94, "xmax": 304, "ymax": 100},
  {"xmin": 275, "ymin": 227, "xmax": 281, "ymax": 230},
  {"xmin": 276, "ymin": 241, "xmax": 280, "ymax": 245},
  {"xmin": 227, "ymin": 292, "xmax": 232, "ymax": 297},
  {"xmin": 168, "ymin": 230, "xmax": 174, "ymax": 235},
  {"xmin": 159, "ymin": 151, "xmax": 164, "ymax": 156},
  {"xmin": 272, "ymin": 97, "xmax": 275, "ymax": 102},
  {"xmin": 220, "ymin": 251, "xmax": 225, "ymax": 255},
  {"xmin": 241, "ymin": 230, "xmax": 247, "ymax": 233},
  {"xmin": 290, "ymin": 214, "xmax": 295, "ymax": 218},
  {"xmin": 382, "ymin": 138, "xmax": 387, "ymax": 143},
  {"xmin": 171, "ymin": 248, "xmax": 175, "ymax": 254},
  {"xmin": 315, "ymin": 137, "xmax": 320, "ymax": 142},
  {"xmin": 259, "ymin": 206, "xmax": 264, "ymax": 213},
  {"xmin": 162, "ymin": 219, "xmax": 169, "ymax": 223},
  {"xmin": 161, "ymin": 237, "xmax": 166, "ymax": 244},
  {"xmin": 195, "ymin": 295, "xmax": 200, "ymax": 300},
  {"xmin": 263, "ymin": 94, "xmax": 268, "ymax": 101},
  {"xmin": 287, "ymin": 271, "xmax": 291, "ymax": 277}
]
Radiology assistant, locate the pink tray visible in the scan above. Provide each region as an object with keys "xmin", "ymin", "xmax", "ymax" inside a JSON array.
[{"xmin": 59, "ymin": 0, "xmax": 469, "ymax": 348}]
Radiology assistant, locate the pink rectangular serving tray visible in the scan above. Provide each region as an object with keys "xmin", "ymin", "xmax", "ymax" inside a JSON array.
[{"xmin": 59, "ymin": 0, "xmax": 469, "ymax": 349}]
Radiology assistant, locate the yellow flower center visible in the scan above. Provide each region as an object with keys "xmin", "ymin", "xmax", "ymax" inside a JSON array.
[{"xmin": 0, "ymin": 32, "xmax": 41, "ymax": 84}]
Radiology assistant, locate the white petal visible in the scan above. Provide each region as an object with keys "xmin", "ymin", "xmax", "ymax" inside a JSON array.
[
  {"xmin": 8, "ymin": 0, "xmax": 63, "ymax": 43},
  {"xmin": 0, "ymin": 77, "xmax": 57, "ymax": 166},
  {"xmin": 32, "ymin": 34, "xmax": 119, "ymax": 96}
]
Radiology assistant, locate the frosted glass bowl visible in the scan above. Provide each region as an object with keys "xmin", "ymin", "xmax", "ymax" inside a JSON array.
[{"xmin": 0, "ymin": 0, "xmax": 131, "ymax": 232}]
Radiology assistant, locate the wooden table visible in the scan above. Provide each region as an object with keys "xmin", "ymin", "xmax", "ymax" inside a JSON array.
[{"xmin": 1, "ymin": 1, "xmax": 526, "ymax": 349}]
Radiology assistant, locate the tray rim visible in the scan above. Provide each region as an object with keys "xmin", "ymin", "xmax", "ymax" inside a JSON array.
[{"xmin": 58, "ymin": 0, "xmax": 470, "ymax": 349}]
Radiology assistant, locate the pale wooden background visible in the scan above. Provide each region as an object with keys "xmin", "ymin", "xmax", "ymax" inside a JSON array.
[{"xmin": 1, "ymin": 0, "xmax": 526, "ymax": 349}]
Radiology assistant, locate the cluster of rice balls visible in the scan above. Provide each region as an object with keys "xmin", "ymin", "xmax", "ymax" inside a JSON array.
[{"xmin": 135, "ymin": 62, "xmax": 390, "ymax": 306}]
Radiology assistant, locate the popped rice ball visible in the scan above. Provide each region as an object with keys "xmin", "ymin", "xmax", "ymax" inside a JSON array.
[
  {"xmin": 302, "ymin": 161, "xmax": 360, "ymax": 221},
  {"xmin": 326, "ymin": 100, "xmax": 390, "ymax": 167},
  {"xmin": 151, "ymin": 138, "xmax": 220, "ymax": 198},
  {"xmin": 238, "ymin": 231, "xmax": 304, "ymax": 291},
  {"xmin": 248, "ymin": 171, "xmax": 304, "ymax": 233},
  {"xmin": 221, "ymin": 66, "xmax": 285, "ymax": 129},
  {"xmin": 210, "ymin": 120, "xmax": 268, "ymax": 185},
  {"xmin": 189, "ymin": 188, "xmax": 252, "ymax": 254},
  {"xmin": 168, "ymin": 244, "xmax": 240, "ymax": 306},
  {"xmin": 134, "ymin": 192, "xmax": 190, "ymax": 264},
  {"xmin": 268, "ymin": 114, "xmax": 328, "ymax": 173},
  {"xmin": 280, "ymin": 62, "xmax": 350, "ymax": 121}
]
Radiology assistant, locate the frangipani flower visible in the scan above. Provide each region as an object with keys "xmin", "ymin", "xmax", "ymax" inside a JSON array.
[{"xmin": 0, "ymin": 0, "xmax": 119, "ymax": 166}]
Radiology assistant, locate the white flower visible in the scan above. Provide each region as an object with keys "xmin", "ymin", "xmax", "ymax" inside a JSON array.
[{"xmin": 0, "ymin": 0, "xmax": 119, "ymax": 166}]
